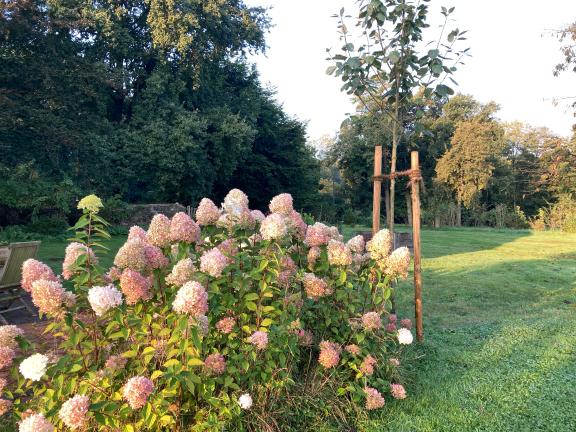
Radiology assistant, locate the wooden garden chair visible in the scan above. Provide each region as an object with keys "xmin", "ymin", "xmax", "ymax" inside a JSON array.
[{"xmin": 0, "ymin": 241, "xmax": 41, "ymax": 324}]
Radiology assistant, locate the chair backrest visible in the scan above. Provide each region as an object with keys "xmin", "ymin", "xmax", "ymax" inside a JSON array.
[{"xmin": 0, "ymin": 241, "xmax": 41, "ymax": 289}]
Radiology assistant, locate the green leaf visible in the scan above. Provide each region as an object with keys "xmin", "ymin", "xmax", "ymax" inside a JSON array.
[
  {"xmin": 389, "ymin": 51, "xmax": 400, "ymax": 64},
  {"xmin": 245, "ymin": 301, "xmax": 257, "ymax": 311},
  {"xmin": 244, "ymin": 293, "xmax": 259, "ymax": 301}
]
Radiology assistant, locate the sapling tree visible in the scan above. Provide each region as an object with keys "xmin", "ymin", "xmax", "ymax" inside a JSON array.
[{"xmin": 327, "ymin": 0, "xmax": 469, "ymax": 234}]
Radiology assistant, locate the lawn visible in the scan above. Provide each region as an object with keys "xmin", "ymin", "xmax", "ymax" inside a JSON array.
[
  {"xmin": 346, "ymin": 226, "xmax": 576, "ymax": 432},
  {"xmin": 5, "ymin": 227, "xmax": 576, "ymax": 431}
]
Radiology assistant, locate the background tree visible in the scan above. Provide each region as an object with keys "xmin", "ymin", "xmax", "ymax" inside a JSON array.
[
  {"xmin": 328, "ymin": 0, "xmax": 469, "ymax": 234},
  {"xmin": 435, "ymin": 111, "xmax": 504, "ymax": 225}
]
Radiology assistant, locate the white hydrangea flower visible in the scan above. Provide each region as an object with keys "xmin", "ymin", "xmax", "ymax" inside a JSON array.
[
  {"xmin": 20, "ymin": 353, "xmax": 49, "ymax": 381},
  {"xmin": 397, "ymin": 328, "xmax": 414, "ymax": 345},
  {"xmin": 238, "ymin": 393, "xmax": 253, "ymax": 409},
  {"xmin": 88, "ymin": 285, "xmax": 123, "ymax": 316}
]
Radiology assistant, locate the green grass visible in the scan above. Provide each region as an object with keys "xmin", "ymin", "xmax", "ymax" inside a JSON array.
[
  {"xmin": 3, "ymin": 228, "xmax": 576, "ymax": 431},
  {"xmin": 343, "ymin": 226, "xmax": 576, "ymax": 431}
]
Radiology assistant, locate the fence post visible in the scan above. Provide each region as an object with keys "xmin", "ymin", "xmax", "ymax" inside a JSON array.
[
  {"xmin": 411, "ymin": 151, "xmax": 424, "ymax": 342},
  {"xmin": 372, "ymin": 145, "xmax": 382, "ymax": 235}
]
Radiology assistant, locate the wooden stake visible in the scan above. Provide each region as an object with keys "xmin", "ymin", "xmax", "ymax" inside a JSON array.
[
  {"xmin": 372, "ymin": 145, "xmax": 382, "ymax": 235},
  {"xmin": 410, "ymin": 151, "xmax": 424, "ymax": 342}
]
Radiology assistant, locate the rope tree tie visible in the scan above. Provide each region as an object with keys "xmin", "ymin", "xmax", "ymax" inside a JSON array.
[{"xmin": 371, "ymin": 147, "xmax": 424, "ymax": 342}]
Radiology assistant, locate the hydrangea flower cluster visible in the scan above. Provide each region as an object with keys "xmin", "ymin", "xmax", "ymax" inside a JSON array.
[
  {"xmin": 21, "ymin": 259, "xmax": 58, "ymax": 292},
  {"xmin": 122, "ymin": 376, "xmax": 154, "ymax": 409},
  {"xmin": 318, "ymin": 341, "xmax": 341, "ymax": 368},
  {"xmin": 119, "ymin": 269, "xmax": 152, "ymax": 305},
  {"xmin": 19, "ymin": 353, "xmax": 49, "ymax": 381},
  {"xmin": 166, "ymin": 258, "xmax": 196, "ymax": 287},
  {"xmin": 31, "ymin": 279, "xmax": 75, "ymax": 317},
  {"xmin": 0, "ymin": 325, "xmax": 24, "ymax": 349},
  {"xmin": 248, "ymin": 331, "xmax": 269, "ymax": 350},
  {"xmin": 63, "ymin": 242, "xmax": 98, "ymax": 280},
  {"xmin": 18, "ymin": 413, "xmax": 54, "ymax": 432},
  {"xmin": 204, "ymin": 353, "xmax": 226, "ymax": 375},
  {"xmin": 88, "ymin": 285, "xmax": 123, "ymax": 316},
  {"xmin": 172, "ymin": 281, "xmax": 209, "ymax": 317},
  {"xmin": 215, "ymin": 317, "xmax": 236, "ymax": 334},
  {"xmin": 196, "ymin": 198, "xmax": 220, "ymax": 225},
  {"xmin": 146, "ymin": 214, "xmax": 171, "ymax": 248},
  {"xmin": 200, "ymin": 248, "xmax": 228, "ymax": 277},
  {"xmin": 303, "ymin": 273, "xmax": 331, "ymax": 300},
  {"xmin": 364, "ymin": 387, "xmax": 385, "ymax": 410},
  {"xmin": 58, "ymin": 395, "xmax": 90, "ymax": 430}
]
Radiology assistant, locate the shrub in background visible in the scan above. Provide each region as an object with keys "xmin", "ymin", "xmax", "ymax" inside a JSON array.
[{"xmin": 0, "ymin": 191, "xmax": 413, "ymax": 431}]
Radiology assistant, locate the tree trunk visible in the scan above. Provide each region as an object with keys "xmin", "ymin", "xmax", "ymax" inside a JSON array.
[
  {"xmin": 434, "ymin": 215, "xmax": 441, "ymax": 228},
  {"xmin": 456, "ymin": 198, "xmax": 462, "ymax": 227},
  {"xmin": 384, "ymin": 183, "xmax": 391, "ymax": 229},
  {"xmin": 406, "ymin": 193, "xmax": 412, "ymax": 226}
]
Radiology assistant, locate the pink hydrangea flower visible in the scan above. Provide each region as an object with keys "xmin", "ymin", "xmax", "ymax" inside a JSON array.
[
  {"xmin": 31, "ymin": 279, "xmax": 75, "ymax": 316},
  {"xmin": 319, "ymin": 341, "xmax": 341, "ymax": 368},
  {"xmin": 123, "ymin": 376, "xmax": 154, "ymax": 409},
  {"xmin": 345, "ymin": 344, "xmax": 361, "ymax": 356},
  {"xmin": 0, "ymin": 325, "xmax": 24, "ymax": 349},
  {"xmin": 172, "ymin": 281, "xmax": 208, "ymax": 317},
  {"xmin": 366, "ymin": 229, "xmax": 392, "ymax": 261},
  {"xmin": 215, "ymin": 317, "xmax": 236, "ymax": 334},
  {"xmin": 217, "ymin": 239, "xmax": 238, "ymax": 262},
  {"xmin": 0, "ymin": 377, "xmax": 6, "ymax": 393},
  {"xmin": 288, "ymin": 210, "xmax": 307, "ymax": 239},
  {"xmin": 400, "ymin": 318, "xmax": 412, "ymax": 329},
  {"xmin": 269, "ymin": 193, "xmax": 293, "ymax": 216},
  {"xmin": 297, "ymin": 329, "xmax": 314, "ymax": 346},
  {"xmin": 18, "ymin": 413, "xmax": 54, "ymax": 432},
  {"xmin": 128, "ymin": 226, "xmax": 148, "ymax": 241},
  {"xmin": 200, "ymin": 248, "xmax": 228, "ymax": 277},
  {"xmin": 346, "ymin": 235, "xmax": 366, "ymax": 254},
  {"xmin": 119, "ymin": 269, "xmax": 152, "ymax": 305},
  {"xmin": 195, "ymin": 198, "xmax": 220, "ymax": 225},
  {"xmin": 388, "ymin": 313, "xmax": 398, "ymax": 323},
  {"xmin": 361, "ymin": 311, "xmax": 382, "ymax": 330},
  {"xmin": 165, "ymin": 258, "xmax": 195, "ymax": 287},
  {"xmin": 105, "ymin": 354, "xmax": 127, "ymax": 371},
  {"xmin": 360, "ymin": 355, "xmax": 377, "ymax": 376},
  {"xmin": 364, "ymin": 386, "xmax": 385, "ymax": 410},
  {"xmin": 106, "ymin": 266, "xmax": 122, "ymax": 282},
  {"xmin": 307, "ymin": 246, "xmax": 321, "ymax": 267},
  {"xmin": 390, "ymin": 383, "xmax": 407, "ymax": 399},
  {"xmin": 385, "ymin": 322, "xmax": 397, "ymax": 333},
  {"xmin": 304, "ymin": 223, "xmax": 330, "ymax": 247},
  {"xmin": 303, "ymin": 273, "xmax": 331, "ymax": 300},
  {"xmin": 114, "ymin": 238, "xmax": 148, "ymax": 272},
  {"xmin": 170, "ymin": 212, "xmax": 200, "ymax": 243},
  {"xmin": 146, "ymin": 214, "xmax": 171, "ymax": 248},
  {"xmin": 260, "ymin": 213, "xmax": 288, "ymax": 241},
  {"xmin": 0, "ymin": 346, "xmax": 15, "ymax": 369},
  {"xmin": 59, "ymin": 395, "xmax": 90, "ymax": 430},
  {"xmin": 250, "ymin": 210, "xmax": 265, "ymax": 222},
  {"xmin": 0, "ymin": 398, "xmax": 12, "ymax": 416},
  {"xmin": 144, "ymin": 244, "xmax": 169, "ymax": 270},
  {"xmin": 21, "ymin": 259, "xmax": 58, "ymax": 292},
  {"xmin": 63, "ymin": 243, "xmax": 97, "ymax": 280},
  {"xmin": 384, "ymin": 247, "xmax": 411, "ymax": 279},
  {"xmin": 222, "ymin": 189, "xmax": 249, "ymax": 217},
  {"xmin": 327, "ymin": 240, "xmax": 353, "ymax": 266},
  {"xmin": 249, "ymin": 331, "xmax": 268, "ymax": 350},
  {"xmin": 204, "ymin": 353, "xmax": 226, "ymax": 375}
]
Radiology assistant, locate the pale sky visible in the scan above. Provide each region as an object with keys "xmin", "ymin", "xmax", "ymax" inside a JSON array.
[{"xmin": 245, "ymin": 0, "xmax": 576, "ymax": 141}]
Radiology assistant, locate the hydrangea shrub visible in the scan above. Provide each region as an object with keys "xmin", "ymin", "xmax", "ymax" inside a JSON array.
[{"xmin": 0, "ymin": 190, "xmax": 413, "ymax": 431}]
